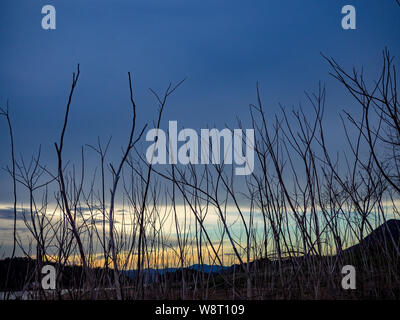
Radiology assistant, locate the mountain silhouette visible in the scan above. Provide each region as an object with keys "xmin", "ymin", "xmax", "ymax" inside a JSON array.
[{"xmin": 345, "ymin": 219, "xmax": 400, "ymax": 254}]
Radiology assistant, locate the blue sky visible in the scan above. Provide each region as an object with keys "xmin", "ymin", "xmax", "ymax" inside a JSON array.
[{"xmin": 0, "ymin": 0, "xmax": 399, "ymax": 205}]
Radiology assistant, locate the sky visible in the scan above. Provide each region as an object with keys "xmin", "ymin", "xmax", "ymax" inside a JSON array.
[{"xmin": 0, "ymin": 1, "xmax": 399, "ymax": 255}]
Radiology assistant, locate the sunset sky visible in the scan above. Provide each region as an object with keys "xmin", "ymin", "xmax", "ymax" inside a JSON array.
[{"xmin": 0, "ymin": 0, "xmax": 399, "ymax": 257}]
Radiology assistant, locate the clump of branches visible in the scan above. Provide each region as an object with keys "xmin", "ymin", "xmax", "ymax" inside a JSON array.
[{"xmin": 0, "ymin": 48, "xmax": 399, "ymax": 300}]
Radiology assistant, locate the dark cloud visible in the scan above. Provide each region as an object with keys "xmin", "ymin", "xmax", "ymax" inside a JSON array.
[
  {"xmin": 0, "ymin": 226, "xmax": 26, "ymax": 232},
  {"xmin": 87, "ymin": 218, "xmax": 119, "ymax": 225},
  {"xmin": 0, "ymin": 208, "xmax": 25, "ymax": 221}
]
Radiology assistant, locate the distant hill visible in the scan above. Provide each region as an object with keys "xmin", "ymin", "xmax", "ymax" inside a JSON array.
[
  {"xmin": 188, "ymin": 264, "xmax": 231, "ymax": 273},
  {"xmin": 345, "ymin": 219, "xmax": 400, "ymax": 254},
  {"xmin": 123, "ymin": 264, "xmax": 232, "ymax": 282},
  {"xmin": 2, "ymin": 219, "xmax": 399, "ymax": 291},
  {"xmin": 0, "ymin": 257, "xmax": 119, "ymax": 291}
]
